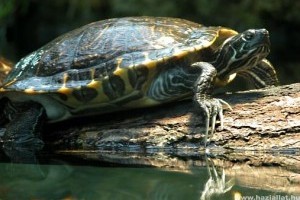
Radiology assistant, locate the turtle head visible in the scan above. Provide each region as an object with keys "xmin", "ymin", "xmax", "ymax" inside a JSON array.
[{"xmin": 215, "ymin": 29, "xmax": 270, "ymax": 80}]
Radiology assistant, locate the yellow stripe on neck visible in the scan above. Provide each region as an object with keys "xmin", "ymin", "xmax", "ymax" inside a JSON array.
[{"xmin": 214, "ymin": 73, "xmax": 236, "ymax": 87}]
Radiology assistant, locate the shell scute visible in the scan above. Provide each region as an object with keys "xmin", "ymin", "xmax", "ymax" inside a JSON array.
[{"xmin": 2, "ymin": 17, "xmax": 234, "ymax": 107}]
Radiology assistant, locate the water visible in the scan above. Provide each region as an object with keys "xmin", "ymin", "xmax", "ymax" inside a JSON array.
[{"xmin": 0, "ymin": 148, "xmax": 299, "ymax": 200}]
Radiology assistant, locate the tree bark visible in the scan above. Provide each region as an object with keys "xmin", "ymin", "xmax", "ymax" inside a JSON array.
[{"xmin": 48, "ymin": 83, "xmax": 300, "ymax": 151}]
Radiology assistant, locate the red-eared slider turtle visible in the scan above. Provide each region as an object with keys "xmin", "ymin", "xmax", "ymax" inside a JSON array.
[{"xmin": 0, "ymin": 17, "xmax": 278, "ymax": 147}]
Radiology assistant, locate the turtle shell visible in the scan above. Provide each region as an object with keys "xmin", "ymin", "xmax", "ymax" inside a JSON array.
[{"xmin": 1, "ymin": 17, "xmax": 238, "ymax": 119}]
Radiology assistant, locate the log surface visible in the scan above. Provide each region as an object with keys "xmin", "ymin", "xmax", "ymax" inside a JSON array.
[{"xmin": 48, "ymin": 83, "xmax": 300, "ymax": 151}]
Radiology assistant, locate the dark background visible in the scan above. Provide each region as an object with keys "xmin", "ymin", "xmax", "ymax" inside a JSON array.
[{"xmin": 0, "ymin": 0, "xmax": 299, "ymax": 85}]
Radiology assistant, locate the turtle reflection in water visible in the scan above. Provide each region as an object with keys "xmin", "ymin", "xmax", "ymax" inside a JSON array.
[{"xmin": 0, "ymin": 17, "xmax": 278, "ymax": 148}]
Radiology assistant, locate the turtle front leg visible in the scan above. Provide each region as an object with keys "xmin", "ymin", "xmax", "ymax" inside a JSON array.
[
  {"xmin": 192, "ymin": 62, "xmax": 231, "ymax": 146},
  {"xmin": 2, "ymin": 102, "xmax": 45, "ymax": 150}
]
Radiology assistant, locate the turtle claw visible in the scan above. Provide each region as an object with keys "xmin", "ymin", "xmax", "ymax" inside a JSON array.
[
  {"xmin": 198, "ymin": 98, "xmax": 231, "ymax": 146},
  {"xmin": 218, "ymin": 99, "xmax": 233, "ymax": 111}
]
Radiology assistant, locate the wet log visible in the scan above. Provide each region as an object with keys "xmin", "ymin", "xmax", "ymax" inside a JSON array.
[{"xmin": 48, "ymin": 83, "xmax": 300, "ymax": 151}]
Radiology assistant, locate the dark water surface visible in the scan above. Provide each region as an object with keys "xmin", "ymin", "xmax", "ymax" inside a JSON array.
[{"xmin": 0, "ymin": 148, "xmax": 299, "ymax": 200}]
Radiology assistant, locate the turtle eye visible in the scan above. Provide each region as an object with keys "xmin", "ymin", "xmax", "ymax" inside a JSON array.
[{"xmin": 244, "ymin": 31, "xmax": 255, "ymax": 41}]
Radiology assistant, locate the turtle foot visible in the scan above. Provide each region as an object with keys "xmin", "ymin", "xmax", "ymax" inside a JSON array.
[{"xmin": 196, "ymin": 98, "xmax": 231, "ymax": 146}]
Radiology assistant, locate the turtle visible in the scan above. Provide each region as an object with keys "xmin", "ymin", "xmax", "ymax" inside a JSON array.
[{"xmin": 0, "ymin": 17, "xmax": 278, "ymax": 148}]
